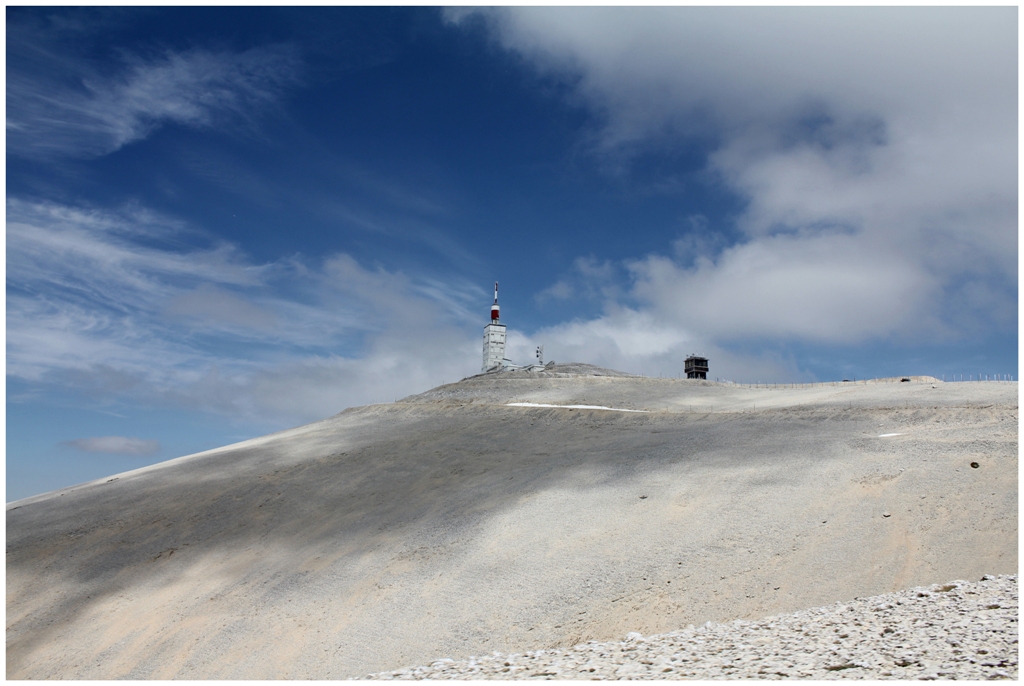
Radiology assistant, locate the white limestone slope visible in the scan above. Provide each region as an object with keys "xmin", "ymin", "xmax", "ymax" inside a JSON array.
[{"xmin": 6, "ymin": 367, "xmax": 1018, "ymax": 679}]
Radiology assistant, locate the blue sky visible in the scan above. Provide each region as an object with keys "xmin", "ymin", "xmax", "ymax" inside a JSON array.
[{"xmin": 6, "ymin": 7, "xmax": 1018, "ymax": 501}]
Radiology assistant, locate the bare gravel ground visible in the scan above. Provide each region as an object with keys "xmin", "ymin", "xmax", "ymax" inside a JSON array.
[
  {"xmin": 370, "ymin": 574, "xmax": 1017, "ymax": 680},
  {"xmin": 6, "ymin": 367, "xmax": 1017, "ymax": 679}
]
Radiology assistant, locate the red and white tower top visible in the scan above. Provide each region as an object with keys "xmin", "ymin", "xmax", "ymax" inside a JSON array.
[{"xmin": 490, "ymin": 281, "xmax": 500, "ymax": 321}]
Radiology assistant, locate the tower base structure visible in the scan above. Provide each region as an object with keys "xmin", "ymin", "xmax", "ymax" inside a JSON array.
[{"xmin": 482, "ymin": 322, "xmax": 507, "ymax": 372}]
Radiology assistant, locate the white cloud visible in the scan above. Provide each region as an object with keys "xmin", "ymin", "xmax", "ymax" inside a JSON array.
[
  {"xmin": 508, "ymin": 312, "xmax": 805, "ymax": 383},
  {"xmin": 628, "ymin": 233, "xmax": 941, "ymax": 344},
  {"xmin": 7, "ymin": 44, "xmax": 300, "ymax": 158},
  {"xmin": 6, "ymin": 200, "xmax": 269, "ymax": 383},
  {"xmin": 164, "ymin": 284, "xmax": 278, "ymax": 330},
  {"xmin": 535, "ymin": 256, "xmax": 619, "ymax": 304},
  {"xmin": 62, "ymin": 436, "xmax": 160, "ymax": 456},
  {"xmin": 454, "ymin": 7, "xmax": 1016, "ymax": 355},
  {"xmin": 6, "ymin": 200, "xmax": 485, "ymax": 426},
  {"xmin": 200, "ymin": 333, "xmax": 480, "ymax": 421},
  {"xmin": 506, "ymin": 309, "xmax": 688, "ymax": 377},
  {"xmin": 462, "ymin": 8, "xmax": 1013, "ymax": 148}
]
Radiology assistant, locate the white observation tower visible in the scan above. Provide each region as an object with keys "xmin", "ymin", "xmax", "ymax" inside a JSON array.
[{"xmin": 482, "ymin": 282, "xmax": 506, "ymax": 372}]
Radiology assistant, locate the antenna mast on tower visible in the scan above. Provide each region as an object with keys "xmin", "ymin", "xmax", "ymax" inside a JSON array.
[{"xmin": 491, "ymin": 281, "xmax": 500, "ymax": 322}]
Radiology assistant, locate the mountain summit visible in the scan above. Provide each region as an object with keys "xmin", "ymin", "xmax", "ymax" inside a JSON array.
[{"xmin": 7, "ymin": 371, "xmax": 1017, "ymax": 678}]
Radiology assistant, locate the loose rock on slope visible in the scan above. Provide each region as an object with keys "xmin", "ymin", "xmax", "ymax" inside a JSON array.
[{"xmin": 370, "ymin": 575, "xmax": 1018, "ymax": 680}]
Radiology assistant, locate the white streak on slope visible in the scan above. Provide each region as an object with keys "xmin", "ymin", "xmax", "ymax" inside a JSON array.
[{"xmin": 507, "ymin": 402, "xmax": 648, "ymax": 413}]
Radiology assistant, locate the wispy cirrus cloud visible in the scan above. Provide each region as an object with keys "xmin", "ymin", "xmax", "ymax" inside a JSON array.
[
  {"xmin": 6, "ymin": 199, "xmax": 267, "ymax": 382},
  {"xmin": 7, "ymin": 38, "xmax": 301, "ymax": 158},
  {"xmin": 164, "ymin": 284, "xmax": 278, "ymax": 330},
  {"xmin": 6, "ymin": 200, "xmax": 484, "ymax": 425},
  {"xmin": 62, "ymin": 436, "xmax": 160, "ymax": 456}
]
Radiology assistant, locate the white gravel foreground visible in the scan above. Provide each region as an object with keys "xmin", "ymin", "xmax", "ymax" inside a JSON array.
[{"xmin": 368, "ymin": 575, "xmax": 1017, "ymax": 680}]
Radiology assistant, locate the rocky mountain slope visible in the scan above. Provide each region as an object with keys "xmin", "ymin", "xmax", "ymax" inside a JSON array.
[
  {"xmin": 369, "ymin": 574, "xmax": 1017, "ymax": 680},
  {"xmin": 7, "ymin": 366, "xmax": 1017, "ymax": 678}
]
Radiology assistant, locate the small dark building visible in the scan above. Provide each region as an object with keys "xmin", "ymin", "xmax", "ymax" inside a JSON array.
[{"xmin": 685, "ymin": 354, "xmax": 709, "ymax": 380}]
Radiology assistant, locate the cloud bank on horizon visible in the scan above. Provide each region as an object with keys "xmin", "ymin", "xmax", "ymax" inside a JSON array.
[{"xmin": 5, "ymin": 7, "xmax": 1016, "ymax": 499}]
